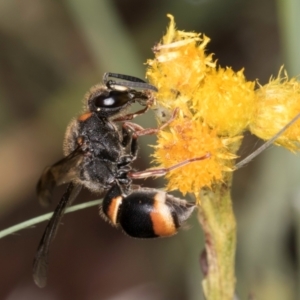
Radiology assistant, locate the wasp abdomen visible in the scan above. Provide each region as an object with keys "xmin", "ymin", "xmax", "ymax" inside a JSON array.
[{"xmin": 101, "ymin": 185, "xmax": 196, "ymax": 238}]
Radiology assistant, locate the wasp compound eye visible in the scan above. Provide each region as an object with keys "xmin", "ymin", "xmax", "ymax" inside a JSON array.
[{"xmin": 94, "ymin": 91, "xmax": 129, "ymax": 109}]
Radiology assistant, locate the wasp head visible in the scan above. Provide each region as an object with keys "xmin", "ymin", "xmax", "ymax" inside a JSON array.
[{"xmin": 85, "ymin": 73, "xmax": 157, "ymax": 118}]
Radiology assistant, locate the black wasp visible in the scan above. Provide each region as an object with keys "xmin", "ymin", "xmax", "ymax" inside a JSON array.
[{"xmin": 33, "ymin": 72, "xmax": 210, "ymax": 287}]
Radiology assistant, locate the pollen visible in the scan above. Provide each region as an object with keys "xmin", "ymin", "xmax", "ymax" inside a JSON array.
[{"xmin": 250, "ymin": 68, "xmax": 300, "ymax": 151}]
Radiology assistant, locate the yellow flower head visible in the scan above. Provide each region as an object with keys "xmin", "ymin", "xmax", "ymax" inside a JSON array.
[
  {"xmin": 250, "ymin": 68, "xmax": 300, "ymax": 151},
  {"xmin": 147, "ymin": 14, "xmax": 256, "ymax": 137},
  {"xmin": 146, "ymin": 15, "xmax": 250, "ymax": 195},
  {"xmin": 146, "ymin": 14, "xmax": 215, "ymax": 118},
  {"xmin": 146, "ymin": 16, "xmax": 300, "ymax": 196},
  {"xmin": 153, "ymin": 115, "xmax": 239, "ymax": 196}
]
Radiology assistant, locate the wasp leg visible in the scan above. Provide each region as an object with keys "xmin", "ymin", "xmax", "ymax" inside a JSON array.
[
  {"xmin": 120, "ymin": 108, "xmax": 179, "ymax": 158},
  {"xmin": 113, "ymin": 105, "xmax": 150, "ymax": 122},
  {"xmin": 123, "ymin": 107, "xmax": 179, "ymax": 137},
  {"xmin": 33, "ymin": 183, "xmax": 82, "ymax": 288},
  {"xmin": 120, "ymin": 123, "xmax": 132, "ymax": 148},
  {"xmin": 128, "ymin": 153, "xmax": 210, "ymax": 179},
  {"xmin": 120, "ymin": 124, "xmax": 138, "ymax": 158}
]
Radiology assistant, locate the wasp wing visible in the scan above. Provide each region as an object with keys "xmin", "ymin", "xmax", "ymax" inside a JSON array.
[
  {"xmin": 37, "ymin": 147, "xmax": 84, "ymax": 206},
  {"xmin": 33, "ymin": 182, "xmax": 82, "ymax": 288}
]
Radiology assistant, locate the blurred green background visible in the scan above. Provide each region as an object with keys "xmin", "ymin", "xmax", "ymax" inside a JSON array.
[{"xmin": 0, "ymin": 0, "xmax": 299, "ymax": 299}]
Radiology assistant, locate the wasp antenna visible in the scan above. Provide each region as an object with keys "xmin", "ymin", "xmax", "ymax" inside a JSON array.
[
  {"xmin": 103, "ymin": 73, "xmax": 158, "ymax": 92},
  {"xmin": 103, "ymin": 72, "xmax": 147, "ymax": 83},
  {"xmin": 117, "ymin": 81, "xmax": 158, "ymax": 92}
]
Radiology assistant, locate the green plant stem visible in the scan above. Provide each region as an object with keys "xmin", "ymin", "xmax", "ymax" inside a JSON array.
[
  {"xmin": 0, "ymin": 199, "xmax": 102, "ymax": 239},
  {"xmin": 198, "ymin": 177, "xmax": 236, "ymax": 300}
]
